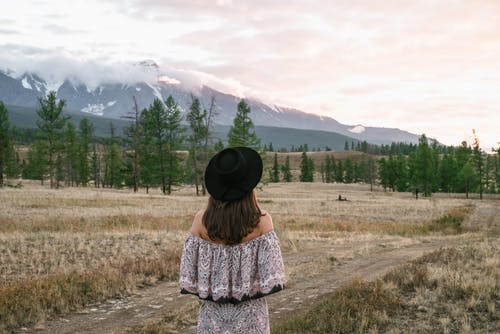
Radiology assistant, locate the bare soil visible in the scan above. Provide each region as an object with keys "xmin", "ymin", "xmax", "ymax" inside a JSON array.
[{"xmin": 15, "ymin": 202, "xmax": 498, "ymax": 334}]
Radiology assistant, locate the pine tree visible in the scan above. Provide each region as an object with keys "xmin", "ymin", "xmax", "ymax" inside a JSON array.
[
  {"xmin": 335, "ymin": 160, "xmax": 344, "ymax": 183},
  {"xmin": 495, "ymin": 145, "xmax": 500, "ymax": 193},
  {"xmin": 411, "ymin": 134, "xmax": 434, "ymax": 197},
  {"xmin": 104, "ymin": 123, "xmax": 123, "ymax": 188},
  {"xmin": 270, "ymin": 153, "xmax": 280, "ymax": 182},
  {"xmin": 214, "ymin": 139, "xmax": 224, "ymax": 152},
  {"xmin": 439, "ymin": 153, "xmax": 458, "ymax": 193},
  {"xmin": 163, "ymin": 95, "xmax": 185, "ymax": 194},
  {"xmin": 281, "ymin": 156, "xmax": 292, "ymax": 182},
  {"xmin": 23, "ymin": 141, "xmax": 47, "ymax": 183},
  {"xmin": 62, "ymin": 122, "xmax": 78, "ymax": 186},
  {"xmin": 91, "ymin": 142, "xmax": 101, "ymax": 188},
  {"xmin": 77, "ymin": 118, "xmax": 94, "ymax": 186},
  {"xmin": 485, "ymin": 154, "xmax": 495, "ymax": 193},
  {"xmin": 386, "ymin": 155, "xmax": 397, "ymax": 191},
  {"xmin": 458, "ymin": 162, "xmax": 475, "ymax": 199},
  {"xmin": 187, "ymin": 97, "xmax": 206, "ymax": 195},
  {"xmin": 200, "ymin": 95, "xmax": 218, "ymax": 195},
  {"xmin": 378, "ymin": 157, "xmax": 389, "ymax": 191},
  {"xmin": 472, "ymin": 130, "xmax": 485, "ymax": 199},
  {"xmin": 365, "ymin": 157, "xmax": 377, "ymax": 192},
  {"xmin": 227, "ymin": 99, "xmax": 260, "ymax": 150},
  {"xmin": 140, "ymin": 100, "xmax": 162, "ymax": 193},
  {"xmin": 299, "ymin": 151, "xmax": 314, "ymax": 182},
  {"xmin": 395, "ymin": 154, "xmax": 408, "ymax": 191},
  {"xmin": 36, "ymin": 91, "xmax": 69, "ymax": 188},
  {"xmin": 344, "ymin": 158, "xmax": 354, "ymax": 183},
  {"xmin": 324, "ymin": 155, "xmax": 333, "ymax": 183},
  {"xmin": 122, "ymin": 96, "xmax": 142, "ymax": 192},
  {"xmin": 0, "ymin": 102, "xmax": 16, "ymax": 186}
]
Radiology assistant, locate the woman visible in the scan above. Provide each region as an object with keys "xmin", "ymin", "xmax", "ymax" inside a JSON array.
[{"xmin": 179, "ymin": 147, "xmax": 286, "ymax": 333}]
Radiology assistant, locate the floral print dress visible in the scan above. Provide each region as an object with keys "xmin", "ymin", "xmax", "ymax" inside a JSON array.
[{"xmin": 179, "ymin": 230, "xmax": 286, "ymax": 334}]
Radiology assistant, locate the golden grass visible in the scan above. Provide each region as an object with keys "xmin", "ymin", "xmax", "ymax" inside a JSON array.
[
  {"xmin": 0, "ymin": 182, "xmax": 486, "ymax": 331},
  {"xmin": 272, "ymin": 236, "xmax": 499, "ymax": 333},
  {"xmin": 0, "ymin": 248, "xmax": 181, "ymax": 331}
]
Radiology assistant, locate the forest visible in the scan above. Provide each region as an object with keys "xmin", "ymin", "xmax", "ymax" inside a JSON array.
[{"xmin": 1, "ymin": 93, "xmax": 499, "ymax": 198}]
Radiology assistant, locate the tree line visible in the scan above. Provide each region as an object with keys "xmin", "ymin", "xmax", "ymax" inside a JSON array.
[
  {"xmin": 266, "ymin": 133, "xmax": 500, "ymax": 198},
  {"xmin": 0, "ymin": 92, "xmax": 260, "ymax": 194},
  {"xmin": 1, "ymin": 93, "xmax": 498, "ymax": 198}
]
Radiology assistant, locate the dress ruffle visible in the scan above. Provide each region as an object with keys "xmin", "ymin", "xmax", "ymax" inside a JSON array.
[{"xmin": 179, "ymin": 231, "xmax": 285, "ymax": 304}]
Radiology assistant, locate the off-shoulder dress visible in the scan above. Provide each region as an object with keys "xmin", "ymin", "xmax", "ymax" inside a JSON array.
[{"xmin": 179, "ymin": 230, "xmax": 286, "ymax": 334}]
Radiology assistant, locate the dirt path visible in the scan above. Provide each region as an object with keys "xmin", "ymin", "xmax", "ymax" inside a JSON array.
[
  {"xmin": 18, "ymin": 203, "xmax": 498, "ymax": 334},
  {"xmin": 16, "ymin": 239, "xmax": 447, "ymax": 334}
]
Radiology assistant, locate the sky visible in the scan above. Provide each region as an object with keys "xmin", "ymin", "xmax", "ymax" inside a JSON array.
[{"xmin": 0, "ymin": 0, "xmax": 499, "ymax": 150}]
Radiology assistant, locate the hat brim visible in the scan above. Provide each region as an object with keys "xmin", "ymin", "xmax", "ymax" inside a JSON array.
[{"xmin": 204, "ymin": 147, "xmax": 263, "ymax": 201}]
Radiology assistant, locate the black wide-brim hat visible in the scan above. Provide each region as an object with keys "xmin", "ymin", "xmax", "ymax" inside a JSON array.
[{"xmin": 204, "ymin": 147, "xmax": 263, "ymax": 202}]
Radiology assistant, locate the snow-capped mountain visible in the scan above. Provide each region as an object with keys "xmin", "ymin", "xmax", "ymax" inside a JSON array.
[{"xmin": 0, "ymin": 66, "xmax": 420, "ymax": 145}]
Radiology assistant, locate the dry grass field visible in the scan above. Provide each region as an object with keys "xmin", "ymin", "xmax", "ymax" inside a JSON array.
[{"xmin": 0, "ymin": 182, "xmax": 498, "ymax": 333}]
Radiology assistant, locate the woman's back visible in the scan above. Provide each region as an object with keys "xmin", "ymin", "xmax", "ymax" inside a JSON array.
[
  {"xmin": 179, "ymin": 147, "xmax": 285, "ymax": 333},
  {"xmin": 189, "ymin": 209, "xmax": 274, "ymax": 244}
]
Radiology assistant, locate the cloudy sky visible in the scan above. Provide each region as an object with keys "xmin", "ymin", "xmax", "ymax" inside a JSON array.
[{"xmin": 1, "ymin": 0, "xmax": 499, "ymax": 149}]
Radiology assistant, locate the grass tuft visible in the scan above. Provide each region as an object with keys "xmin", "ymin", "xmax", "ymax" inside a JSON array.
[
  {"xmin": 273, "ymin": 238, "xmax": 499, "ymax": 333},
  {"xmin": 0, "ymin": 248, "xmax": 181, "ymax": 331},
  {"xmin": 272, "ymin": 280, "xmax": 400, "ymax": 334}
]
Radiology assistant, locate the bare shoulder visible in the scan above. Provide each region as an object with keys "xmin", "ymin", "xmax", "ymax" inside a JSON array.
[
  {"xmin": 189, "ymin": 209, "xmax": 205, "ymax": 236},
  {"xmin": 258, "ymin": 211, "xmax": 274, "ymax": 234}
]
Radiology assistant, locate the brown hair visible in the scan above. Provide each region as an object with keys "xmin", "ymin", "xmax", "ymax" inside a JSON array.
[{"xmin": 203, "ymin": 190, "xmax": 263, "ymax": 245}]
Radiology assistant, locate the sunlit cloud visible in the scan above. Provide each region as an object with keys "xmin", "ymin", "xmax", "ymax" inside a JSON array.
[{"xmin": 0, "ymin": 0, "xmax": 498, "ymax": 148}]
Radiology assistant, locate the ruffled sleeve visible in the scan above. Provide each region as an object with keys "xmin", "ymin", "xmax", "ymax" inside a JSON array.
[{"xmin": 179, "ymin": 231, "xmax": 285, "ymax": 304}]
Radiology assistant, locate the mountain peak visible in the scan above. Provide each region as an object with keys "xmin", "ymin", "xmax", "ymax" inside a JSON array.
[
  {"xmin": 135, "ymin": 59, "xmax": 159, "ymax": 69},
  {"xmin": 348, "ymin": 125, "xmax": 366, "ymax": 134}
]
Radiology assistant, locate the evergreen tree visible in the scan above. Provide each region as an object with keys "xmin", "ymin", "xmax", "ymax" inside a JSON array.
[
  {"xmin": 353, "ymin": 160, "xmax": 364, "ymax": 183},
  {"xmin": 386, "ymin": 155, "xmax": 398, "ymax": 191},
  {"xmin": 36, "ymin": 91, "xmax": 69, "ymax": 188},
  {"xmin": 270, "ymin": 153, "xmax": 280, "ymax": 182},
  {"xmin": 344, "ymin": 158, "xmax": 354, "ymax": 183},
  {"xmin": 77, "ymin": 118, "xmax": 94, "ymax": 186},
  {"xmin": 439, "ymin": 153, "xmax": 458, "ymax": 193},
  {"xmin": 299, "ymin": 151, "xmax": 314, "ymax": 182},
  {"xmin": 395, "ymin": 154, "xmax": 408, "ymax": 192},
  {"xmin": 458, "ymin": 162, "xmax": 475, "ymax": 199},
  {"xmin": 378, "ymin": 157, "xmax": 389, "ymax": 191},
  {"xmin": 335, "ymin": 160, "xmax": 344, "ymax": 183},
  {"xmin": 140, "ymin": 99, "xmax": 164, "ymax": 193},
  {"xmin": 91, "ymin": 142, "xmax": 101, "ymax": 188},
  {"xmin": 495, "ymin": 146, "xmax": 500, "ymax": 193},
  {"xmin": 485, "ymin": 154, "xmax": 495, "ymax": 193},
  {"xmin": 472, "ymin": 130, "xmax": 485, "ymax": 199},
  {"xmin": 123, "ymin": 96, "xmax": 142, "ymax": 192},
  {"xmin": 163, "ymin": 95, "xmax": 185, "ymax": 194},
  {"xmin": 62, "ymin": 122, "xmax": 78, "ymax": 186},
  {"xmin": 410, "ymin": 134, "xmax": 434, "ymax": 197},
  {"xmin": 5, "ymin": 146, "xmax": 20, "ymax": 181},
  {"xmin": 23, "ymin": 141, "xmax": 47, "ymax": 183},
  {"xmin": 104, "ymin": 123, "xmax": 123, "ymax": 188},
  {"xmin": 281, "ymin": 156, "xmax": 292, "ymax": 182},
  {"xmin": 0, "ymin": 102, "xmax": 16, "ymax": 186},
  {"xmin": 214, "ymin": 139, "xmax": 224, "ymax": 152},
  {"xmin": 324, "ymin": 155, "xmax": 334, "ymax": 183},
  {"xmin": 365, "ymin": 157, "xmax": 377, "ymax": 192},
  {"xmin": 200, "ymin": 95, "xmax": 218, "ymax": 195},
  {"xmin": 227, "ymin": 99, "xmax": 260, "ymax": 149},
  {"xmin": 187, "ymin": 97, "xmax": 206, "ymax": 195}
]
